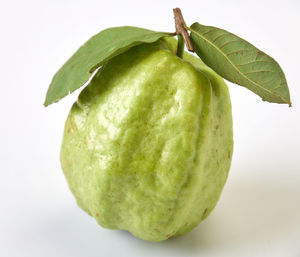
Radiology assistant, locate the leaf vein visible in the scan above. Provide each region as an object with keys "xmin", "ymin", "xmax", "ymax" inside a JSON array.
[
  {"xmin": 244, "ymin": 70, "xmax": 276, "ymax": 75},
  {"xmin": 236, "ymin": 60, "xmax": 274, "ymax": 67},
  {"xmin": 212, "ymin": 33, "xmax": 229, "ymax": 43},
  {"xmin": 226, "ymin": 49, "xmax": 255, "ymax": 56},
  {"xmin": 271, "ymin": 85, "xmax": 282, "ymax": 90},
  {"xmin": 201, "ymin": 28, "xmax": 216, "ymax": 36},
  {"xmin": 218, "ymin": 39, "xmax": 240, "ymax": 50}
]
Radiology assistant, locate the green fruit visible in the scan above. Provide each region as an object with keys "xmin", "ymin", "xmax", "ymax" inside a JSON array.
[{"xmin": 60, "ymin": 38, "xmax": 233, "ymax": 242}]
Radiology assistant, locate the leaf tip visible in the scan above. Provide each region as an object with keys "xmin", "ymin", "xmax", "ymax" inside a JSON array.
[
  {"xmin": 43, "ymin": 98, "xmax": 50, "ymax": 107},
  {"xmin": 43, "ymin": 98, "xmax": 54, "ymax": 107}
]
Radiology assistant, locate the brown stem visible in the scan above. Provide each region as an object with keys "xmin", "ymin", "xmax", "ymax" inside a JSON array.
[{"xmin": 173, "ymin": 8, "xmax": 194, "ymax": 52}]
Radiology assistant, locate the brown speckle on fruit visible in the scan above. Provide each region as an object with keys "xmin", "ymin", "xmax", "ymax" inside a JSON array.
[{"xmin": 202, "ymin": 208, "xmax": 208, "ymax": 219}]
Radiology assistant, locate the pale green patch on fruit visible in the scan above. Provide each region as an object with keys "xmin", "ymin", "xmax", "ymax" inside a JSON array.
[{"xmin": 60, "ymin": 39, "xmax": 233, "ymax": 242}]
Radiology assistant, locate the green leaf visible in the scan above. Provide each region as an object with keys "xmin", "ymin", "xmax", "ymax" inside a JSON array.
[
  {"xmin": 44, "ymin": 26, "xmax": 173, "ymax": 106},
  {"xmin": 189, "ymin": 23, "xmax": 291, "ymax": 106}
]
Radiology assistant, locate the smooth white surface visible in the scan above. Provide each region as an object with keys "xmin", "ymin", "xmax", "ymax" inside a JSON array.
[{"xmin": 1, "ymin": 0, "xmax": 299, "ymax": 256}]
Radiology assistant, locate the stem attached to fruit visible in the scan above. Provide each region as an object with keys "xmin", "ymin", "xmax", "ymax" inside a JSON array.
[
  {"xmin": 176, "ymin": 35, "xmax": 184, "ymax": 58},
  {"xmin": 173, "ymin": 8, "xmax": 194, "ymax": 56}
]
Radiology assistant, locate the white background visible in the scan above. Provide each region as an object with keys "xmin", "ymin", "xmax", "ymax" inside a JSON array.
[{"xmin": 1, "ymin": 0, "xmax": 299, "ymax": 256}]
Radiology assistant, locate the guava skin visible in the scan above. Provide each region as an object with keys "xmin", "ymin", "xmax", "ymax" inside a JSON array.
[{"xmin": 60, "ymin": 39, "xmax": 233, "ymax": 242}]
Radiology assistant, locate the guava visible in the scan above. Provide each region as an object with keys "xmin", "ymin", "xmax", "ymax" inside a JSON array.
[{"xmin": 60, "ymin": 38, "xmax": 233, "ymax": 242}]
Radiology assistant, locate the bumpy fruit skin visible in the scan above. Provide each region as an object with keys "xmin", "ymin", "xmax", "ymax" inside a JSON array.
[{"xmin": 60, "ymin": 38, "xmax": 233, "ymax": 242}]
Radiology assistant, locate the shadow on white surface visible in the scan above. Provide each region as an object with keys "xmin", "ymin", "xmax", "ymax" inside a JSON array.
[{"xmin": 37, "ymin": 170, "xmax": 300, "ymax": 257}]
